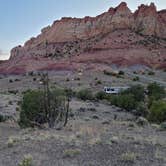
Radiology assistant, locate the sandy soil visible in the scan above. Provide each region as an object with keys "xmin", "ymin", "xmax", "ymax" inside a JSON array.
[
  {"xmin": 0, "ymin": 99, "xmax": 166, "ymax": 166},
  {"xmin": 0, "ymin": 69, "xmax": 166, "ymax": 166}
]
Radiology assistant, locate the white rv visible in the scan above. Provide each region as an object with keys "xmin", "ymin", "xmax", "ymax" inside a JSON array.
[{"xmin": 104, "ymin": 86, "xmax": 129, "ymax": 94}]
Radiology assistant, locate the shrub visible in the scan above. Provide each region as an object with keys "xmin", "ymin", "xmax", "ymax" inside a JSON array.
[
  {"xmin": 95, "ymin": 91, "xmax": 109, "ymax": 100},
  {"xmin": 95, "ymin": 80, "xmax": 102, "ymax": 85},
  {"xmin": 15, "ymin": 78, "xmax": 20, "ymax": 82},
  {"xmin": 19, "ymin": 90, "xmax": 46, "ymax": 128},
  {"xmin": 64, "ymin": 88, "xmax": 75, "ymax": 98},
  {"xmin": 148, "ymin": 100, "xmax": 166, "ymax": 123},
  {"xmin": 51, "ymin": 87, "xmax": 66, "ymax": 96},
  {"xmin": 133, "ymin": 71, "xmax": 137, "ymax": 74},
  {"xmin": 74, "ymin": 77, "xmax": 80, "ymax": 81},
  {"xmin": 121, "ymin": 152, "xmax": 137, "ymax": 162},
  {"xmin": 63, "ymin": 149, "xmax": 81, "ymax": 158},
  {"xmin": 148, "ymin": 71, "xmax": 155, "ymax": 75},
  {"xmin": 7, "ymin": 137, "xmax": 19, "ymax": 148},
  {"xmin": 8, "ymin": 90, "xmax": 19, "ymax": 94},
  {"xmin": 160, "ymin": 122, "xmax": 166, "ymax": 130},
  {"xmin": 18, "ymin": 154, "xmax": 33, "ymax": 166},
  {"xmin": 133, "ymin": 76, "xmax": 139, "ymax": 81},
  {"xmin": 0, "ymin": 114, "xmax": 7, "ymax": 122},
  {"xmin": 135, "ymin": 102, "xmax": 147, "ymax": 116},
  {"xmin": 9, "ymin": 79, "xmax": 13, "ymax": 83},
  {"xmin": 66, "ymin": 78, "xmax": 70, "ymax": 82},
  {"xmin": 95, "ymin": 85, "xmax": 146, "ymax": 112},
  {"xmin": 16, "ymin": 107, "xmax": 20, "ymax": 112},
  {"xmin": 33, "ymin": 78, "xmax": 36, "ymax": 81},
  {"xmin": 110, "ymin": 94, "xmax": 137, "ymax": 111},
  {"xmin": 147, "ymin": 83, "xmax": 165, "ymax": 100},
  {"xmin": 28, "ymin": 71, "xmax": 34, "ymax": 76},
  {"xmin": 118, "ymin": 70, "xmax": 125, "ymax": 75},
  {"xmin": 103, "ymin": 70, "xmax": 117, "ymax": 76},
  {"xmin": 8, "ymin": 101, "xmax": 13, "ymax": 105},
  {"xmin": 19, "ymin": 87, "xmax": 70, "ymax": 128},
  {"xmin": 122, "ymin": 85, "xmax": 145, "ymax": 102},
  {"xmin": 76, "ymin": 89, "xmax": 94, "ymax": 101}
]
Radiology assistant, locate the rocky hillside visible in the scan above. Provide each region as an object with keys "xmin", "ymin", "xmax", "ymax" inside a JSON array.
[{"xmin": 0, "ymin": 2, "xmax": 166, "ymax": 74}]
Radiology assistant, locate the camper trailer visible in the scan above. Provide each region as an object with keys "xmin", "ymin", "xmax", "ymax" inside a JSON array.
[{"xmin": 104, "ymin": 86, "xmax": 129, "ymax": 94}]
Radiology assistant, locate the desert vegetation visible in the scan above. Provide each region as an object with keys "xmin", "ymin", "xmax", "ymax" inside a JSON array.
[
  {"xmin": 76, "ymin": 83, "xmax": 166, "ymax": 124},
  {"xmin": 0, "ymin": 1, "xmax": 166, "ymax": 165},
  {"xmin": 0, "ymin": 70, "xmax": 166, "ymax": 166},
  {"xmin": 19, "ymin": 73, "xmax": 70, "ymax": 128}
]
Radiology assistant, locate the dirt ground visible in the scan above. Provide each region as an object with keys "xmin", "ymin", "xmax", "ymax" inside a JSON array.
[{"xmin": 0, "ymin": 69, "xmax": 166, "ymax": 166}]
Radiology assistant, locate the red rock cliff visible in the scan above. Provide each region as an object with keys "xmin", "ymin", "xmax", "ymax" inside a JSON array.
[{"xmin": 0, "ymin": 2, "xmax": 165, "ymax": 74}]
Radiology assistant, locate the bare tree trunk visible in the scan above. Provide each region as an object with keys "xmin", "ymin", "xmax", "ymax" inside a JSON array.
[
  {"xmin": 64, "ymin": 98, "xmax": 70, "ymax": 127},
  {"xmin": 41, "ymin": 72, "xmax": 70, "ymax": 128}
]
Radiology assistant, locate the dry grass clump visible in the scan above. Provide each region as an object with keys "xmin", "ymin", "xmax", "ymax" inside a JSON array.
[
  {"xmin": 63, "ymin": 149, "xmax": 81, "ymax": 158},
  {"xmin": 7, "ymin": 136, "xmax": 20, "ymax": 148},
  {"xmin": 18, "ymin": 154, "xmax": 33, "ymax": 166},
  {"xmin": 121, "ymin": 152, "xmax": 137, "ymax": 162}
]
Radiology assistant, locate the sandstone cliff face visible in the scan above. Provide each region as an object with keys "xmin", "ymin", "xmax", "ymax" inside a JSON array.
[
  {"xmin": 1, "ymin": 2, "xmax": 166, "ymax": 74},
  {"xmin": 10, "ymin": 2, "xmax": 166, "ymax": 60}
]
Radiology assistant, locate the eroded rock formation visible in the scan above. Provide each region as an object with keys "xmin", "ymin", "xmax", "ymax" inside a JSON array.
[{"xmin": 0, "ymin": 2, "xmax": 166, "ymax": 74}]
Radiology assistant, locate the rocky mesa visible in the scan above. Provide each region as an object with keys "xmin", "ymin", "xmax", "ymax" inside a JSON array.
[{"xmin": 0, "ymin": 2, "xmax": 166, "ymax": 74}]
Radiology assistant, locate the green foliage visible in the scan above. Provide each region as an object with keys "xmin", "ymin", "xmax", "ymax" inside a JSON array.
[
  {"xmin": 148, "ymin": 100, "xmax": 166, "ymax": 123},
  {"xmin": 121, "ymin": 152, "xmax": 137, "ymax": 162},
  {"xmin": 107, "ymin": 85, "xmax": 145, "ymax": 113},
  {"xmin": 51, "ymin": 87, "xmax": 66, "ymax": 96},
  {"xmin": 19, "ymin": 90, "xmax": 45, "ymax": 128},
  {"xmin": 50, "ymin": 87, "xmax": 74, "ymax": 98},
  {"xmin": 110, "ymin": 94, "xmax": 137, "ymax": 111},
  {"xmin": 122, "ymin": 85, "xmax": 145, "ymax": 102},
  {"xmin": 76, "ymin": 89, "xmax": 94, "ymax": 101},
  {"xmin": 18, "ymin": 154, "xmax": 33, "ymax": 166},
  {"xmin": 160, "ymin": 122, "xmax": 166, "ymax": 130},
  {"xmin": 136, "ymin": 102, "xmax": 147, "ymax": 116},
  {"xmin": 95, "ymin": 80, "xmax": 102, "ymax": 85},
  {"xmin": 63, "ymin": 149, "xmax": 81, "ymax": 158},
  {"xmin": 147, "ymin": 83, "xmax": 165, "ymax": 100},
  {"xmin": 19, "ymin": 87, "xmax": 69, "ymax": 128},
  {"xmin": 133, "ymin": 76, "xmax": 139, "ymax": 81},
  {"xmin": 64, "ymin": 88, "xmax": 75, "ymax": 98},
  {"xmin": 95, "ymin": 91, "xmax": 110, "ymax": 100},
  {"xmin": 0, "ymin": 114, "xmax": 7, "ymax": 122}
]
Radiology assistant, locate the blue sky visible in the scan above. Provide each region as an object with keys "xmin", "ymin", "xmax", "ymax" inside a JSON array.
[{"xmin": 0, "ymin": 0, "xmax": 165, "ymax": 60}]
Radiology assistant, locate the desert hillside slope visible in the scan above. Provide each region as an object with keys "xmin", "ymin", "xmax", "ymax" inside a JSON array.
[{"xmin": 0, "ymin": 2, "xmax": 166, "ymax": 74}]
